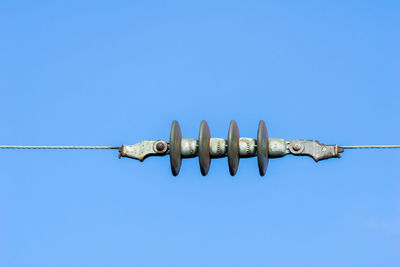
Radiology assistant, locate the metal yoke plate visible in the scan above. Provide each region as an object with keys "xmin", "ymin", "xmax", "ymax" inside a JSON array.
[
  {"xmin": 227, "ymin": 120, "xmax": 240, "ymax": 176},
  {"xmin": 170, "ymin": 120, "xmax": 182, "ymax": 176}
]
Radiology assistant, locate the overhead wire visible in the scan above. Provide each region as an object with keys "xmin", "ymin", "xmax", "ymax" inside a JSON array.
[
  {"xmin": 340, "ymin": 145, "xmax": 400, "ymax": 149},
  {"xmin": 0, "ymin": 145, "xmax": 120, "ymax": 149}
]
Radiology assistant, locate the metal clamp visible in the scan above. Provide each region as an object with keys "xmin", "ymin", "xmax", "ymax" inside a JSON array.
[
  {"xmin": 288, "ymin": 140, "xmax": 343, "ymax": 162},
  {"xmin": 119, "ymin": 140, "xmax": 168, "ymax": 161}
]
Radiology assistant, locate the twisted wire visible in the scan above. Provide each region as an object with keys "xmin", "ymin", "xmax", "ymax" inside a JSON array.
[
  {"xmin": 0, "ymin": 146, "xmax": 120, "ymax": 149},
  {"xmin": 340, "ymin": 145, "xmax": 400, "ymax": 149}
]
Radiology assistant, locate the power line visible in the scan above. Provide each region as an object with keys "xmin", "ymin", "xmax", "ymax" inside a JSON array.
[
  {"xmin": 340, "ymin": 145, "xmax": 400, "ymax": 149},
  {"xmin": 0, "ymin": 145, "xmax": 120, "ymax": 149}
]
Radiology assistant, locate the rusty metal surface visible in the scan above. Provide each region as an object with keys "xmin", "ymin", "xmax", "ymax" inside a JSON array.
[
  {"xmin": 198, "ymin": 120, "xmax": 211, "ymax": 176},
  {"xmin": 170, "ymin": 120, "xmax": 182, "ymax": 176},
  {"xmin": 118, "ymin": 140, "xmax": 167, "ymax": 161},
  {"xmin": 288, "ymin": 140, "xmax": 342, "ymax": 162},
  {"xmin": 257, "ymin": 120, "xmax": 269, "ymax": 176},
  {"xmin": 227, "ymin": 120, "xmax": 240, "ymax": 176}
]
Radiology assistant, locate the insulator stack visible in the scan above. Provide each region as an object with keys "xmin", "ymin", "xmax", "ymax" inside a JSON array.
[{"xmin": 169, "ymin": 120, "xmax": 269, "ymax": 176}]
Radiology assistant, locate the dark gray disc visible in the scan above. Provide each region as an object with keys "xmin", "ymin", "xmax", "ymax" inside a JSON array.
[
  {"xmin": 227, "ymin": 120, "xmax": 240, "ymax": 176},
  {"xmin": 170, "ymin": 120, "xmax": 182, "ymax": 176},
  {"xmin": 257, "ymin": 120, "xmax": 269, "ymax": 176},
  {"xmin": 198, "ymin": 120, "xmax": 211, "ymax": 176}
]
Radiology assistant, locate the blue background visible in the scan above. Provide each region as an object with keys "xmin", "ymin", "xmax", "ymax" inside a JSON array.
[{"xmin": 1, "ymin": 1, "xmax": 399, "ymax": 266}]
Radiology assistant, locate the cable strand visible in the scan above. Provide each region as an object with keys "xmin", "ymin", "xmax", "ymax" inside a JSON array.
[
  {"xmin": 0, "ymin": 146, "xmax": 120, "ymax": 149},
  {"xmin": 340, "ymin": 145, "xmax": 400, "ymax": 149}
]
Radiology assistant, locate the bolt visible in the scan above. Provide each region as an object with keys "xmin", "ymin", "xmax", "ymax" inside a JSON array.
[
  {"xmin": 155, "ymin": 142, "xmax": 165, "ymax": 152},
  {"xmin": 118, "ymin": 145, "xmax": 126, "ymax": 158},
  {"xmin": 293, "ymin": 143, "xmax": 302, "ymax": 151}
]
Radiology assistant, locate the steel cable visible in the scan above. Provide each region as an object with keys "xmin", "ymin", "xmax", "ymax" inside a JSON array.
[
  {"xmin": 340, "ymin": 145, "xmax": 400, "ymax": 149},
  {"xmin": 0, "ymin": 146, "xmax": 120, "ymax": 149}
]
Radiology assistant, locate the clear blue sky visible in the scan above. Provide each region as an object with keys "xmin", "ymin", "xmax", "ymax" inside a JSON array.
[{"xmin": 1, "ymin": 1, "xmax": 399, "ymax": 266}]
